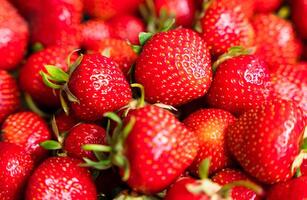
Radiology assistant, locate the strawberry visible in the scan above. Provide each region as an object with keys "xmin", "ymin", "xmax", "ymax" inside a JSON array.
[
  {"xmin": 81, "ymin": 19, "xmax": 111, "ymax": 50},
  {"xmin": 155, "ymin": 0, "xmax": 196, "ymax": 27},
  {"xmin": 135, "ymin": 28, "xmax": 212, "ymax": 106},
  {"xmin": 19, "ymin": 46, "xmax": 75, "ymax": 108},
  {"xmin": 1, "ymin": 112, "xmax": 52, "ymax": 161},
  {"xmin": 25, "ymin": 156, "xmax": 97, "ymax": 199},
  {"xmin": 109, "ymin": 15, "xmax": 145, "ymax": 44},
  {"xmin": 89, "ymin": 38, "xmax": 138, "ymax": 75},
  {"xmin": 63, "ymin": 123, "xmax": 107, "ymax": 160},
  {"xmin": 200, "ymin": 0, "xmax": 255, "ymax": 56},
  {"xmin": 227, "ymin": 100, "xmax": 305, "ymax": 184},
  {"xmin": 252, "ymin": 14, "xmax": 301, "ymax": 71},
  {"xmin": 0, "ymin": 70, "xmax": 20, "ymax": 123},
  {"xmin": 212, "ymin": 168, "xmax": 262, "ymax": 200},
  {"xmin": 254, "ymin": 0, "xmax": 282, "ymax": 13},
  {"xmin": 267, "ymin": 176, "xmax": 307, "ymax": 200},
  {"xmin": 54, "ymin": 111, "xmax": 79, "ymax": 133},
  {"xmin": 0, "ymin": 0, "xmax": 29, "ymax": 70},
  {"xmin": 206, "ymin": 53, "xmax": 272, "ymax": 115},
  {"xmin": 291, "ymin": 0, "xmax": 307, "ymax": 39},
  {"xmin": 11, "ymin": 0, "xmax": 41, "ymax": 19},
  {"xmin": 0, "ymin": 142, "xmax": 34, "ymax": 200},
  {"xmin": 183, "ymin": 109, "xmax": 236, "ymax": 176},
  {"xmin": 300, "ymin": 159, "xmax": 307, "ymax": 176}
]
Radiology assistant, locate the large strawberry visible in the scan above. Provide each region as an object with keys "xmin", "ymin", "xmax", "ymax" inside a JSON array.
[
  {"xmin": 183, "ymin": 109, "xmax": 236, "ymax": 176},
  {"xmin": 135, "ymin": 28, "xmax": 212, "ymax": 106},
  {"xmin": 200, "ymin": 0, "xmax": 255, "ymax": 56},
  {"xmin": 0, "ymin": 142, "xmax": 34, "ymax": 200},
  {"xmin": 0, "ymin": 70, "xmax": 20, "ymax": 123},
  {"xmin": 227, "ymin": 100, "xmax": 305, "ymax": 184},
  {"xmin": 25, "ymin": 156, "xmax": 97, "ymax": 199},
  {"xmin": 1, "ymin": 112, "xmax": 52, "ymax": 161},
  {"xmin": 0, "ymin": 0, "xmax": 29, "ymax": 70},
  {"xmin": 252, "ymin": 14, "xmax": 301, "ymax": 71},
  {"xmin": 206, "ymin": 52, "xmax": 272, "ymax": 115},
  {"xmin": 254, "ymin": 0, "xmax": 282, "ymax": 13},
  {"xmin": 291, "ymin": 0, "xmax": 307, "ymax": 40}
]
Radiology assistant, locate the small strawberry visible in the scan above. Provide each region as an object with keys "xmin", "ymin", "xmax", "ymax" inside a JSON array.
[
  {"xmin": 183, "ymin": 109, "xmax": 236, "ymax": 176},
  {"xmin": 25, "ymin": 156, "xmax": 97, "ymax": 199},
  {"xmin": 109, "ymin": 15, "xmax": 145, "ymax": 44},
  {"xmin": 206, "ymin": 51, "xmax": 272, "ymax": 115},
  {"xmin": 200, "ymin": 0, "xmax": 255, "ymax": 56},
  {"xmin": 254, "ymin": 0, "xmax": 282, "ymax": 13},
  {"xmin": 1, "ymin": 112, "xmax": 52, "ymax": 161},
  {"xmin": 291, "ymin": 0, "xmax": 307, "ymax": 40},
  {"xmin": 267, "ymin": 176, "xmax": 307, "ymax": 200},
  {"xmin": 54, "ymin": 111, "xmax": 79, "ymax": 133},
  {"xmin": 0, "ymin": 142, "xmax": 34, "ymax": 200},
  {"xmin": 0, "ymin": 0, "xmax": 29, "ymax": 70},
  {"xmin": 135, "ymin": 28, "xmax": 212, "ymax": 106},
  {"xmin": 227, "ymin": 100, "xmax": 305, "ymax": 184},
  {"xmin": 0, "ymin": 70, "xmax": 20, "ymax": 123},
  {"xmin": 252, "ymin": 14, "xmax": 301, "ymax": 71}
]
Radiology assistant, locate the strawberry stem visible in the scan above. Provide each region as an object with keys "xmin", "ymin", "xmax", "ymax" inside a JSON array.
[
  {"xmin": 82, "ymin": 144, "xmax": 112, "ymax": 152},
  {"xmin": 131, "ymin": 83, "xmax": 146, "ymax": 107},
  {"xmin": 24, "ymin": 93, "xmax": 50, "ymax": 118},
  {"xmin": 199, "ymin": 158, "xmax": 211, "ymax": 179}
]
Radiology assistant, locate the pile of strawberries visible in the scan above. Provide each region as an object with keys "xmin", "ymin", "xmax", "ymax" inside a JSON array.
[{"xmin": 0, "ymin": 0, "xmax": 306, "ymax": 199}]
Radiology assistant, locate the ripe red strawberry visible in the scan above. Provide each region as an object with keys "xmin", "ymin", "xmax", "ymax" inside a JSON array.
[
  {"xmin": 109, "ymin": 15, "xmax": 145, "ymax": 44},
  {"xmin": 252, "ymin": 14, "xmax": 302, "ymax": 71},
  {"xmin": 291, "ymin": 0, "xmax": 307, "ymax": 39},
  {"xmin": 206, "ymin": 54, "xmax": 272, "ymax": 115},
  {"xmin": 55, "ymin": 111, "xmax": 79, "ymax": 133},
  {"xmin": 200, "ymin": 0, "xmax": 255, "ymax": 56},
  {"xmin": 183, "ymin": 109, "xmax": 236, "ymax": 176},
  {"xmin": 0, "ymin": 70, "xmax": 20, "ymax": 123},
  {"xmin": 300, "ymin": 159, "xmax": 307, "ymax": 176},
  {"xmin": 135, "ymin": 28, "xmax": 212, "ymax": 106},
  {"xmin": 25, "ymin": 156, "xmax": 97, "ymax": 199},
  {"xmin": 1, "ymin": 112, "xmax": 52, "ymax": 161},
  {"xmin": 63, "ymin": 123, "xmax": 107, "ymax": 160},
  {"xmin": 0, "ymin": 142, "xmax": 34, "ymax": 200},
  {"xmin": 155, "ymin": 0, "xmax": 195, "ymax": 27},
  {"xmin": 227, "ymin": 100, "xmax": 305, "ymax": 184},
  {"xmin": 81, "ymin": 19, "xmax": 111, "ymax": 50},
  {"xmin": 90, "ymin": 38, "xmax": 138, "ymax": 75},
  {"xmin": 30, "ymin": 0, "xmax": 83, "ymax": 47},
  {"xmin": 11, "ymin": 0, "xmax": 40, "ymax": 19},
  {"xmin": 19, "ymin": 46, "xmax": 75, "ymax": 108},
  {"xmin": 0, "ymin": 0, "xmax": 29, "ymax": 70},
  {"xmin": 115, "ymin": 105, "xmax": 198, "ymax": 194},
  {"xmin": 254, "ymin": 0, "xmax": 282, "ymax": 13},
  {"xmin": 212, "ymin": 168, "xmax": 262, "ymax": 200},
  {"xmin": 267, "ymin": 176, "xmax": 307, "ymax": 200}
]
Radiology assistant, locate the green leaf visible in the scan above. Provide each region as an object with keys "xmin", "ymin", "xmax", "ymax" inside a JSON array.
[
  {"xmin": 40, "ymin": 140, "xmax": 62, "ymax": 150},
  {"xmin": 63, "ymin": 85, "xmax": 79, "ymax": 103},
  {"xmin": 101, "ymin": 48, "xmax": 111, "ymax": 58},
  {"xmin": 81, "ymin": 158, "xmax": 112, "ymax": 170},
  {"xmin": 82, "ymin": 144, "xmax": 112, "ymax": 152},
  {"xmin": 199, "ymin": 158, "xmax": 210, "ymax": 179},
  {"xmin": 131, "ymin": 45, "xmax": 142, "ymax": 54},
  {"xmin": 59, "ymin": 91, "xmax": 70, "ymax": 115},
  {"xmin": 44, "ymin": 65, "xmax": 69, "ymax": 82},
  {"xmin": 69, "ymin": 54, "xmax": 84, "ymax": 75},
  {"xmin": 32, "ymin": 42, "xmax": 44, "ymax": 53},
  {"xmin": 40, "ymin": 71, "xmax": 62, "ymax": 89},
  {"xmin": 139, "ymin": 32, "xmax": 153, "ymax": 46}
]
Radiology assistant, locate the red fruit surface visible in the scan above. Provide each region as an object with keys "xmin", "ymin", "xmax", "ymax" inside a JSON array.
[
  {"xmin": 0, "ymin": 0, "xmax": 29, "ymax": 70},
  {"xmin": 201, "ymin": 0, "xmax": 255, "ymax": 56},
  {"xmin": 68, "ymin": 54, "xmax": 132, "ymax": 121},
  {"xmin": 183, "ymin": 109, "xmax": 236, "ymax": 176},
  {"xmin": 25, "ymin": 156, "xmax": 97, "ymax": 200},
  {"xmin": 123, "ymin": 105, "xmax": 198, "ymax": 194},
  {"xmin": 227, "ymin": 100, "xmax": 305, "ymax": 184},
  {"xmin": 135, "ymin": 28, "xmax": 212, "ymax": 106},
  {"xmin": 254, "ymin": 0, "xmax": 281, "ymax": 13},
  {"xmin": 0, "ymin": 142, "xmax": 34, "ymax": 200},
  {"xmin": 155, "ymin": 0, "xmax": 195, "ymax": 27},
  {"xmin": 19, "ymin": 46, "xmax": 75, "ymax": 108},
  {"xmin": 252, "ymin": 14, "xmax": 301, "ymax": 71},
  {"xmin": 1, "ymin": 112, "xmax": 52, "ymax": 161},
  {"xmin": 55, "ymin": 111, "xmax": 79, "ymax": 133},
  {"xmin": 206, "ymin": 55, "xmax": 272, "ymax": 115},
  {"xmin": 63, "ymin": 123, "xmax": 107, "ymax": 160},
  {"xmin": 300, "ymin": 159, "xmax": 307, "ymax": 176},
  {"xmin": 0, "ymin": 70, "xmax": 20, "ymax": 123},
  {"xmin": 292, "ymin": 0, "xmax": 307, "ymax": 39}
]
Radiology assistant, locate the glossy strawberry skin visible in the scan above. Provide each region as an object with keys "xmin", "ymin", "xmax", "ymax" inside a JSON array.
[
  {"xmin": 201, "ymin": 0, "xmax": 255, "ymax": 56},
  {"xmin": 19, "ymin": 46, "xmax": 74, "ymax": 108},
  {"xmin": 123, "ymin": 105, "xmax": 198, "ymax": 194},
  {"xmin": 0, "ymin": 0, "xmax": 29, "ymax": 70},
  {"xmin": 227, "ymin": 100, "xmax": 305, "ymax": 184},
  {"xmin": 254, "ymin": 0, "xmax": 281, "ymax": 13},
  {"xmin": 206, "ymin": 55, "xmax": 272, "ymax": 115},
  {"xmin": 300, "ymin": 159, "xmax": 307, "ymax": 176},
  {"xmin": 68, "ymin": 54, "xmax": 132, "ymax": 121},
  {"xmin": 1, "ymin": 112, "xmax": 52, "ymax": 161},
  {"xmin": 135, "ymin": 28, "xmax": 212, "ymax": 106},
  {"xmin": 63, "ymin": 123, "xmax": 107, "ymax": 160},
  {"xmin": 55, "ymin": 111, "xmax": 79, "ymax": 133},
  {"xmin": 292, "ymin": 0, "xmax": 307, "ymax": 39},
  {"xmin": 0, "ymin": 70, "xmax": 20, "ymax": 123},
  {"xmin": 183, "ymin": 109, "xmax": 236, "ymax": 176},
  {"xmin": 155, "ymin": 0, "xmax": 195, "ymax": 27},
  {"xmin": 212, "ymin": 168, "xmax": 261, "ymax": 200},
  {"xmin": 25, "ymin": 156, "xmax": 97, "ymax": 200},
  {"xmin": 252, "ymin": 14, "xmax": 301, "ymax": 71},
  {"xmin": 267, "ymin": 176, "xmax": 307, "ymax": 200},
  {"xmin": 0, "ymin": 142, "xmax": 34, "ymax": 200}
]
